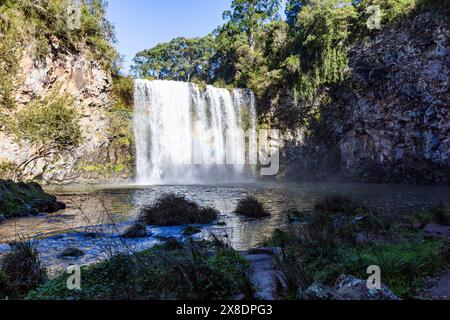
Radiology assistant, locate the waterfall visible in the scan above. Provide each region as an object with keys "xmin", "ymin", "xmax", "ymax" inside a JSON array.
[{"xmin": 133, "ymin": 79, "xmax": 257, "ymax": 185}]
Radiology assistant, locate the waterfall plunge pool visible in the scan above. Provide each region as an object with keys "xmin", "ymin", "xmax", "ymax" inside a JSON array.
[{"xmin": 1, "ymin": 182, "xmax": 449, "ymax": 272}]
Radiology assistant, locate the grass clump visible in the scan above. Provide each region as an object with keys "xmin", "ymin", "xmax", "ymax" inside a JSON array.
[
  {"xmin": 28, "ymin": 241, "xmax": 252, "ymax": 300},
  {"xmin": 1, "ymin": 239, "xmax": 47, "ymax": 298},
  {"xmin": 268, "ymin": 195, "xmax": 448, "ymax": 299},
  {"xmin": 234, "ymin": 196, "xmax": 270, "ymax": 218},
  {"xmin": 138, "ymin": 193, "xmax": 219, "ymax": 226},
  {"xmin": 411, "ymin": 204, "xmax": 450, "ymax": 227},
  {"xmin": 270, "ymin": 226, "xmax": 448, "ymax": 299}
]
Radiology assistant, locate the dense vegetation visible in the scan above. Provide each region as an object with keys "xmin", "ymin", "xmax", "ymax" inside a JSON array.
[
  {"xmin": 2, "ymin": 90, "xmax": 81, "ymax": 170},
  {"xmin": 268, "ymin": 197, "xmax": 450, "ymax": 299},
  {"xmin": 0, "ymin": 0, "xmax": 133, "ymax": 177},
  {"xmin": 0, "ymin": 0, "xmax": 120, "ymax": 109},
  {"xmin": 27, "ymin": 240, "xmax": 252, "ymax": 300},
  {"xmin": 131, "ymin": 0, "xmax": 448, "ymax": 129}
]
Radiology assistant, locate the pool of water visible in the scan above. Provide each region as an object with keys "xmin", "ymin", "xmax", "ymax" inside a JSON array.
[{"xmin": 0, "ymin": 182, "xmax": 449, "ymax": 270}]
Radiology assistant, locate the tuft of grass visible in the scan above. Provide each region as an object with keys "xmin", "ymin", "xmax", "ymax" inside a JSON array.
[
  {"xmin": 28, "ymin": 241, "xmax": 252, "ymax": 301},
  {"xmin": 234, "ymin": 196, "xmax": 270, "ymax": 218},
  {"xmin": 314, "ymin": 194, "xmax": 369, "ymax": 216},
  {"xmin": 138, "ymin": 193, "xmax": 218, "ymax": 226},
  {"xmin": 344, "ymin": 240, "xmax": 449, "ymax": 298},
  {"xmin": 411, "ymin": 204, "xmax": 450, "ymax": 227},
  {"xmin": 1, "ymin": 239, "xmax": 47, "ymax": 298}
]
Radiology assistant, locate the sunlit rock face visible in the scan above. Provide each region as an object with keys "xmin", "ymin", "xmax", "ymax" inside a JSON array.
[
  {"xmin": 133, "ymin": 79, "xmax": 257, "ymax": 185},
  {"xmin": 0, "ymin": 37, "xmax": 132, "ymax": 184}
]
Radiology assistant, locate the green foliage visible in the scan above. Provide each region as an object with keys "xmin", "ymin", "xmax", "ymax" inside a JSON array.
[
  {"xmin": 271, "ymin": 226, "xmax": 448, "ymax": 299},
  {"xmin": 290, "ymin": 0, "xmax": 357, "ymax": 103},
  {"xmin": 346, "ymin": 240, "xmax": 448, "ymax": 298},
  {"xmin": 0, "ymin": 159, "xmax": 16, "ymax": 179},
  {"xmin": 0, "ymin": 180, "xmax": 63, "ymax": 218},
  {"xmin": 0, "ymin": 270, "xmax": 13, "ymax": 299},
  {"xmin": 111, "ymin": 76, "xmax": 134, "ymax": 111},
  {"xmin": 267, "ymin": 195, "xmax": 446, "ymax": 299},
  {"xmin": 0, "ymin": 0, "xmax": 119, "ymax": 109},
  {"xmin": 131, "ymin": 36, "xmax": 216, "ymax": 82},
  {"xmin": 357, "ymin": 0, "xmax": 417, "ymax": 26},
  {"xmin": 28, "ymin": 241, "xmax": 252, "ymax": 300},
  {"xmin": 1, "ymin": 239, "xmax": 48, "ymax": 298},
  {"xmin": 3, "ymin": 90, "xmax": 81, "ymax": 169},
  {"xmin": 234, "ymin": 196, "xmax": 271, "ymax": 218},
  {"xmin": 138, "ymin": 193, "xmax": 219, "ymax": 226},
  {"xmin": 411, "ymin": 204, "xmax": 450, "ymax": 226}
]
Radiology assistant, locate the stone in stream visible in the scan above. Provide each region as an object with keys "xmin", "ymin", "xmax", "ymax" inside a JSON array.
[
  {"xmin": 59, "ymin": 248, "xmax": 85, "ymax": 258},
  {"xmin": 121, "ymin": 223, "xmax": 148, "ymax": 239}
]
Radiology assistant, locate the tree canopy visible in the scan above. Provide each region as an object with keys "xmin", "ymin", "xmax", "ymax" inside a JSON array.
[
  {"xmin": 130, "ymin": 0, "xmax": 447, "ymax": 128},
  {"xmin": 131, "ymin": 36, "xmax": 215, "ymax": 82}
]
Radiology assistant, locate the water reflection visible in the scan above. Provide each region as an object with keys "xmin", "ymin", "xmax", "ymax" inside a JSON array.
[{"xmin": 1, "ymin": 182, "xmax": 449, "ymax": 250}]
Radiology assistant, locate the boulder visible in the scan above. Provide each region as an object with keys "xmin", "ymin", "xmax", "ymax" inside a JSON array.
[
  {"xmin": 59, "ymin": 247, "xmax": 85, "ymax": 258},
  {"xmin": 335, "ymin": 275, "xmax": 400, "ymax": 300},
  {"xmin": 120, "ymin": 223, "xmax": 148, "ymax": 239},
  {"xmin": 298, "ymin": 275, "xmax": 400, "ymax": 300},
  {"xmin": 298, "ymin": 283, "xmax": 344, "ymax": 300}
]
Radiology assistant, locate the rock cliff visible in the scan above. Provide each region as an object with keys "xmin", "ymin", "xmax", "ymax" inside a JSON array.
[
  {"xmin": 0, "ymin": 37, "xmax": 133, "ymax": 184},
  {"xmin": 281, "ymin": 11, "xmax": 449, "ymax": 184}
]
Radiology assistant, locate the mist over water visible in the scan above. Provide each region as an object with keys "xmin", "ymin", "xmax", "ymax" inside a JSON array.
[{"xmin": 133, "ymin": 79, "xmax": 257, "ymax": 185}]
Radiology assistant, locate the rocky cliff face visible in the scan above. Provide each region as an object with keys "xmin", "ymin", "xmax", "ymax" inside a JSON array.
[
  {"xmin": 281, "ymin": 12, "xmax": 449, "ymax": 184},
  {"xmin": 0, "ymin": 37, "xmax": 133, "ymax": 184}
]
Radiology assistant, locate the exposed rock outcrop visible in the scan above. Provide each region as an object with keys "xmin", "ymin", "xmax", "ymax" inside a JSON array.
[
  {"xmin": 280, "ymin": 12, "xmax": 449, "ymax": 184},
  {"xmin": 298, "ymin": 275, "xmax": 400, "ymax": 301},
  {"xmin": 0, "ymin": 37, "xmax": 133, "ymax": 184},
  {"xmin": 0, "ymin": 180, "xmax": 65, "ymax": 220}
]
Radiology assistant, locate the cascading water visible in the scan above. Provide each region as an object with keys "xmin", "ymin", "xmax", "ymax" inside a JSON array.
[{"xmin": 133, "ymin": 79, "xmax": 257, "ymax": 185}]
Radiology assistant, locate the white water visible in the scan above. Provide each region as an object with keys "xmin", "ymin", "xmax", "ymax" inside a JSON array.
[{"xmin": 133, "ymin": 79, "xmax": 257, "ymax": 185}]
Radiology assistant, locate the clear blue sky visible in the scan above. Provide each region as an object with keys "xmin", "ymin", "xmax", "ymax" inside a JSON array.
[{"xmin": 107, "ymin": 0, "xmax": 233, "ymax": 74}]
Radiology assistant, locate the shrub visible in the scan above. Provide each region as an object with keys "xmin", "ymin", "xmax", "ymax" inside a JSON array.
[
  {"xmin": 0, "ymin": 270, "xmax": 12, "ymax": 299},
  {"xmin": 269, "ymin": 226, "xmax": 449, "ymax": 299},
  {"xmin": 138, "ymin": 193, "xmax": 218, "ymax": 226},
  {"xmin": 4, "ymin": 90, "xmax": 81, "ymax": 171},
  {"xmin": 112, "ymin": 76, "xmax": 134, "ymax": 111},
  {"xmin": 28, "ymin": 241, "xmax": 251, "ymax": 300},
  {"xmin": 234, "ymin": 196, "xmax": 270, "ymax": 218},
  {"xmin": 314, "ymin": 195, "xmax": 368, "ymax": 216},
  {"xmin": 0, "ymin": 159, "xmax": 16, "ymax": 179},
  {"xmin": 411, "ymin": 204, "xmax": 450, "ymax": 227},
  {"xmin": 430, "ymin": 205, "xmax": 450, "ymax": 225},
  {"xmin": 1, "ymin": 239, "xmax": 47, "ymax": 297}
]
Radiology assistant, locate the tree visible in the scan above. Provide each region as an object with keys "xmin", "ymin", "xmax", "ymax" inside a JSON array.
[
  {"xmin": 222, "ymin": 0, "xmax": 281, "ymax": 50},
  {"xmin": 131, "ymin": 36, "xmax": 215, "ymax": 82},
  {"xmin": 285, "ymin": 0, "xmax": 307, "ymax": 26}
]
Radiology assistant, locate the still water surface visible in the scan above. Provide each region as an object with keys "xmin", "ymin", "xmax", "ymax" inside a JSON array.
[{"xmin": 0, "ymin": 182, "xmax": 449, "ymax": 270}]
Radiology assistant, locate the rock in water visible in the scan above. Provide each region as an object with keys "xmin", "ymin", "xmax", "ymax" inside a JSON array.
[
  {"xmin": 120, "ymin": 223, "xmax": 148, "ymax": 238},
  {"xmin": 0, "ymin": 180, "xmax": 66, "ymax": 220},
  {"xmin": 59, "ymin": 248, "xmax": 85, "ymax": 258}
]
